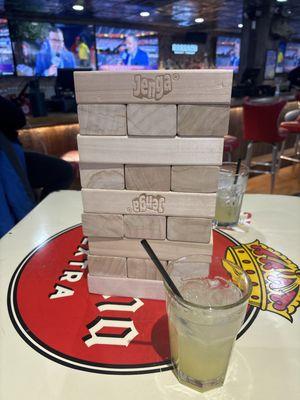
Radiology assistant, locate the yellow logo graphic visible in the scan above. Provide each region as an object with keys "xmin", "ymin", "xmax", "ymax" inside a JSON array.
[{"xmin": 223, "ymin": 240, "xmax": 300, "ymax": 322}]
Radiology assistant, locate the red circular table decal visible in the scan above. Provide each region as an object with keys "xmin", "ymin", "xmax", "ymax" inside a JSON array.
[{"xmin": 7, "ymin": 226, "xmax": 258, "ymax": 374}]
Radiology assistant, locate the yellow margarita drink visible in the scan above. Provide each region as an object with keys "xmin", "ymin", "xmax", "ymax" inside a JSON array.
[
  {"xmin": 165, "ymin": 257, "xmax": 251, "ymax": 392},
  {"xmin": 215, "ymin": 194, "xmax": 243, "ymax": 226}
]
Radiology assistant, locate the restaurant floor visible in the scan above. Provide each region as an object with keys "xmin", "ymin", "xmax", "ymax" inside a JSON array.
[{"xmin": 246, "ymin": 164, "xmax": 300, "ymax": 195}]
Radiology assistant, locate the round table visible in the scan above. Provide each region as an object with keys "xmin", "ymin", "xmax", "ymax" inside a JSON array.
[{"xmin": 0, "ymin": 192, "xmax": 299, "ymax": 399}]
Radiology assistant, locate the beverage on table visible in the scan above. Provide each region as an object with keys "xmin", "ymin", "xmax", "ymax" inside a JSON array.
[
  {"xmin": 164, "ymin": 256, "xmax": 252, "ymax": 392},
  {"xmin": 215, "ymin": 162, "xmax": 249, "ymax": 226}
]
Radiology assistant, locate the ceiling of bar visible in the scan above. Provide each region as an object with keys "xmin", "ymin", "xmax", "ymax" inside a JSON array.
[
  {"xmin": 1, "ymin": 0, "xmax": 243, "ymax": 30},
  {"xmin": 1, "ymin": 0, "xmax": 300, "ymax": 36}
]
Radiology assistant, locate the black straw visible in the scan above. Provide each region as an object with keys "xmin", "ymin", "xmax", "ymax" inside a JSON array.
[
  {"xmin": 140, "ymin": 239, "xmax": 183, "ymax": 299},
  {"xmin": 234, "ymin": 158, "xmax": 242, "ymax": 185}
]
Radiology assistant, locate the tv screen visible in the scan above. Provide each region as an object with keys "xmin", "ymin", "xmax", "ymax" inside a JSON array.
[
  {"xmin": 284, "ymin": 42, "xmax": 300, "ymax": 73},
  {"xmin": 264, "ymin": 50, "xmax": 277, "ymax": 80},
  {"xmin": 0, "ymin": 19, "xmax": 14, "ymax": 75},
  {"xmin": 95, "ymin": 26, "xmax": 158, "ymax": 70},
  {"xmin": 10, "ymin": 21, "xmax": 96, "ymax": 76},
  {"xmin": 215, "ymin": 36, "xmax": 240, "ymax": 73}
]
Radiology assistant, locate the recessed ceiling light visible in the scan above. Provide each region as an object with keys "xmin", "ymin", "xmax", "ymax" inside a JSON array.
[
  {"xmin": 238, "ymin": 23, "xmax": 243, "ymax": 28},
  {"xmin": 73, "ymin": 4, "xmax": 84, "ymax": 11},
  {"xmin": 140, "ymin": 11, "xmax": 150, "ymax": 17},
  {"xmin": 195, "ymin": 17, "xmax": 204, "ymax": 23},
  {"xmin": 276, "ymin": 0, "xmax": 287, "ymax": 2}
]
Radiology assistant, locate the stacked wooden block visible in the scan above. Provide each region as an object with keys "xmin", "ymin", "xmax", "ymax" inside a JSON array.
[{"xmin": 75, "ymin": 70, "xmax": 232, "ymax": 299}]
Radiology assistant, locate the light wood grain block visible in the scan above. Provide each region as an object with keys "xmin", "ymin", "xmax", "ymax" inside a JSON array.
[
  {"xmin": 88, "ymin": 255, "xmax": 126, "ymax": 277},
  {"xmin": 127, "ymin": 104, "xmax": 176, "ymax": 136},
  {"xmin": 77, "ymin": 136, "xmax": 224, "ymax": 165},
  {"xmin": 124, "ymin": 215, "xmax": 166, "ymax": 239},
  {"xmin": 171, "ymin": 166, "xmax": 219, "ymax": 193},
  {"xmin": 178, "ymin": 105, "xmax": 230, "ymax": 136},
  {"xmin": 125, "ymin": 165, "xmax": 170, "ymax": 191},
  {"xmin": 167, "ymin": 217, "xmax": 212, "ymax": 243},
  {"xmin": 74, "ymin": 70, "xmax": 233, "ymax": 104},
  {"xmin": 82, "ymin": 189, "xmax": 216, "ymax": 218},
  {"xmin": 79, "ymin": 163, "xmax": 125, "ymax": 189},
  {"xmin": 82, "ymin": 213, "xmax": 124, "ymax": 238},
  {"xmin": 78, "ymin": 104, "xmax": 127, "ymax": 135},
  {"xmin": 127, "ymin": 258, "xmax": 166, "ymax": 280},
  {"xmin": 88, "ymin": 237, "xmax": 213, "ymax": 261},
  {"xmin": 88, "ymin": 274, "xmax": 165, "ymax": 300}
]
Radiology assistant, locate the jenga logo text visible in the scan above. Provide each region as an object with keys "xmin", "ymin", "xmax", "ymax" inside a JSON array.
[
  {"xmin": 133, "ymin": 74, "xmax": 173, "ymax": 100},
  {"xmin": 131, "ymin": 194, "xmax": 165, "ymax": 214}
]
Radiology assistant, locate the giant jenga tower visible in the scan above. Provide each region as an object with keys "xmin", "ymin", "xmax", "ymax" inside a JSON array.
[{"xmin": 75, "ymin": 70, "xmax": 232, "ymax": 299}]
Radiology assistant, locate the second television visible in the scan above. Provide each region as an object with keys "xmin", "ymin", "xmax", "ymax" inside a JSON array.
[
  {"xmin": 95, "ymin": 26, "xmax": 159, "ymax": 70},
  {"xmin": 215, "ymin": 36, "xmax": 240, "ymax": 73},
  {"xmin": 0, "ymin": 18, "xmax": 14, "ymax": 75}
]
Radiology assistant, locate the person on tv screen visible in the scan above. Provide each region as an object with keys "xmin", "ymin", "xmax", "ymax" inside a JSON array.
[
  {"xmin": 78, "ymin": 37, "xmax": 90, "ymax": 67},
  {"xmin": 16, "ymin": 41, "xmax": 35, "ymax": 76},
  {"xmin": 229, "ymin": 42, "xmax": 240, "ymax": 68},
  {"xmin": 35, "ymin": 27, "xmax": 76, "ymax": 76},
  {"xmin": 123, "ymin": 35, "xmax": 149, "ymax": 67}
]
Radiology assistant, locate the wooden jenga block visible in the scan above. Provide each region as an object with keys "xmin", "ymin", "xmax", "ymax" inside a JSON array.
[
  {"xmin": 79, "ymin": 163, "xmax": 125, "ymax": 189},
  {"xmin": 127, "ymin": 104, "xmax": 176, "ymax": 137},
  {"xmin": 82, "ymin": 213, "xmax": 124, "ymax": 238},
  {"xmin": 77, "ymin": 104, "xmax": 127, "ymax": 135},
  {"xmin": 74, "ymin": 70, "xmax": 233, "ymax": 104},
  {"xmin": 88, "ymin": 274, "xmax": 165, "ymax": 300},
  {"xmin": 171, "ymin": 166, "xmax": 219, "ymax": 193},
  {"xmin": 82, "ymin": 189, "xmax": 216, "ymax": 218},
  {"xmin": 88, "ymin": 237, "xmax": 212, "ymax": 261},
  {"xmin": 178, "ymin": 105, "xmax": 230, "ymax": 136},
  {"xmin": 125, "ymin": 165, "xmax": 170, "ymax": 191},
  {"xmin": 88, "ymin": 255, "xmax": 126, "ymax": 277},
  {"xmin": 127, "ymin": 258, "xmax": 166, "ymax": 280},
  {"xmin": 167, "ymin": 217, "xmax": 212, "ymax": 243},
  {"xmin": 124, "ymin": 215, "xmax": 166, "ymax": 240},
  {"xmin": 78, "ymin": 135, "xmax": 224, "ymax": 165}
]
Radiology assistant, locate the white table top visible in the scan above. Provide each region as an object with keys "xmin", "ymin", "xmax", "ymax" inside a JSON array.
[{"xmin": 0, "ymin": 191, "xmax": 299, "ymax": 400}]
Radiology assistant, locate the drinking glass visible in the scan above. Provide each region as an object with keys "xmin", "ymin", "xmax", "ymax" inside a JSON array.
[
  {"xmin": 164, "ymin": 255, "xmax": 252, "ymax": 392},
  {"xmin": 215, "ymin": 162, "xmax": 249, "ymax": 226}
]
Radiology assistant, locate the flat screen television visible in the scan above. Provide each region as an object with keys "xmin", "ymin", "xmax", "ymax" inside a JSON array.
[
  {"xmin": 283, "ymin": 42, "xmax": 300, "ymax": 73},
  {"xmin": 0, "ymin": 18, "xmax": 15, "ymax": 75},
  {"xmin": 264, "ymin": 50, "xmax": 277, "ymax": 80},
  {"xmin": 95, "ymin": 26, "xmax": 158, "ymax": 70},
  {"xmin": 10, "ymin": 21, "xmax": 96, "ymax": 76},
  {"xmin": 215, "ymin": 36, "xmax": 240, "ymax": 73}
]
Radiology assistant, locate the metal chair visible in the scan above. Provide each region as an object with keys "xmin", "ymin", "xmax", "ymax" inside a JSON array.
[
  {"xmin": 243, "ymin": 98, "xmax": 287, "ymax": 193},
  {"xmin": 280, "ymin": 109, "xmax": 300, "ymax": 164},
  {"xmin": 223, "ymin": 135, "xmax": 239, "ymax": 161}
]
